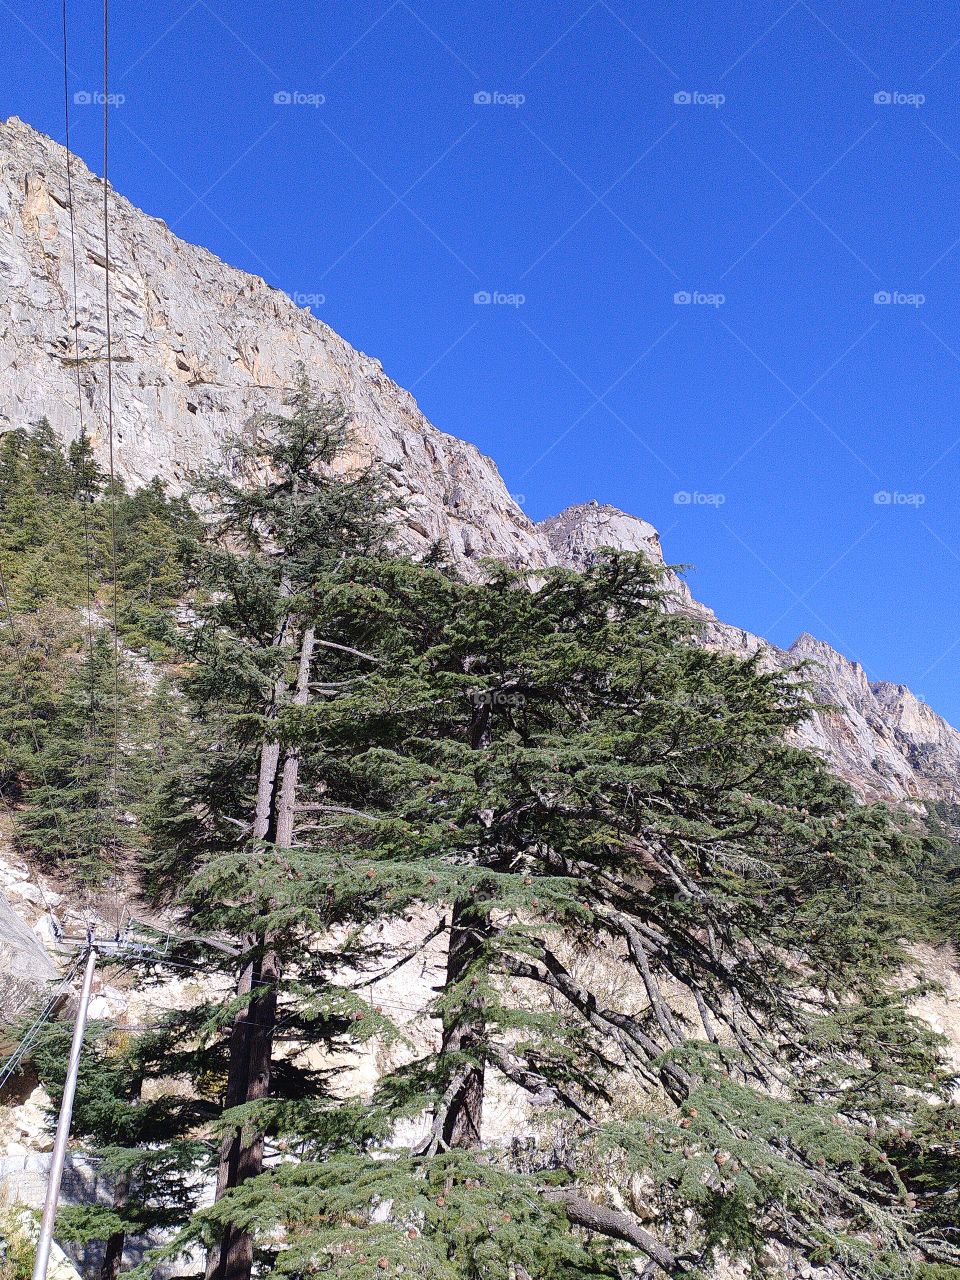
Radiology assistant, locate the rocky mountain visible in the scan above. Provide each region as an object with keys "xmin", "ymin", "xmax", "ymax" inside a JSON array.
[
  {"xmin": 0, "ymin": 116, "xmax": 547, "ymax": 570},
  {"xmin": 547, "ymin": 503, "xmax": 960, "ymax": 804},
  {"xmin": 1, "ymin": 115, "xmax": 958, "ymax": 807}
]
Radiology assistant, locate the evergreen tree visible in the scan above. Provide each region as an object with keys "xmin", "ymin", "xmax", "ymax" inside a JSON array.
[
  {"xmin": 114, "ymin": 480, "xmax": 199, "ymax": 656},
  {"xmin": 0, "ymin": 421, "xmax": 91, "ymax": 609},
  {"xmin": 210, "ymin": 551, "xmax": 960, "ymax": 1279},
  {"xmin": 9, "ymin": 414, "xmax": 960, "ymax": 1280},
  {"xmin": 0, "ymin": 602, "xmax": 80, "ymax": 799},
  {"xmin": 15, "ymin": 629, "xmax": 141, "ymax": 880},
  {"xmin": 30, "ymin": 1016, "xmax": 213, "ymax": 1280},
  {"xmin": 0, "ymin": 421, "xmax": 194, "ymax": 650},
  {"xmin": 138, "ymin": 371, "xmax": 406, "ymax": 1280}
]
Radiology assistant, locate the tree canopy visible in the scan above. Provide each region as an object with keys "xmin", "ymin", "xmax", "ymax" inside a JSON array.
[{"xmin": 4, "ymin": 391, "xmax": 959, "ymax": 1280}]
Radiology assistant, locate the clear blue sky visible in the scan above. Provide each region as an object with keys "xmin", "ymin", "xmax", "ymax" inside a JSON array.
[{"xmin": 3, "ymin": 0, "xmax": 960, "ymax": 723}]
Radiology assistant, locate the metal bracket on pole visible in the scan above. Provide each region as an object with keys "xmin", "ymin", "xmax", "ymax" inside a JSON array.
[{"xmin": 30, "ymin": 944, "xmax": 97, "ymax": 1280}]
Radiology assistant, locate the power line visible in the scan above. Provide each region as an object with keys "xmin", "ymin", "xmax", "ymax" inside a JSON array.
[
  {"xmin": 0, "ymin": 953, "xmax": 82, "ymax": 1097},
  {"xmin": 62, "ymin": 0, "xmax": 101, "ymax": 880},
  {"xmin": 100, "ymin": 0, "xmax": 124, "ymax": 933}
]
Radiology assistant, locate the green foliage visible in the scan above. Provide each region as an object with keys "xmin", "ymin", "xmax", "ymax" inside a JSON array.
[
  {"xmin": 0, "ymin": 421, "xmax": 198, "ymax": 650},
  {"xmin": 915, "ymin": 801, "xmax": 960, "ymax": 945},
  {"xmin": 30, "ymin": 1016, "xmax": 214, "ymax": 1249},
  {"xmin": 13, "ymin": 629, "xmax": 144, "ymax": 878},
  {"xmin": 11, "ymin": 396, "xmax": 960, "ymax": 1280},
  {"xmin": 116, "ymin": 375, "xmax": 407, "ymax": 1274},
  {"xmin": 0, "ymin": 421, "xmax": 196, "ymax": 875},
  {"xmin": 280, "ymin": 550, "xmax": 958, "ymax": 1278},
  {"xmin": 0, "ymin": 1211, "xmax": 36, "ymax": 1280},
  {"xmin": 190, "ymin": 1150, "xmax": 617, "ymax": 1279}
]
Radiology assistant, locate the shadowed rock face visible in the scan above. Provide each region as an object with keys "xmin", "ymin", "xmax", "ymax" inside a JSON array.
[{"xmin": 2, "ymin": 115, "xmax": 958, "ymax": 805}]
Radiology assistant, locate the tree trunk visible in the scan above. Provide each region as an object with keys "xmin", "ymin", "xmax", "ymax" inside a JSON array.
[
  {"xmin": 205, "ymin": 622, "xmax": 313, "ymax": 1280},
  {"xmin": 274, "ymin": 625, "xmax": 314, "ymax": 849},
  {"xmin": 99, "ymin": 1178, "xmax": 128, "ymax": 1280},
  {"xmin": 436, "ymin": 698, "xmax": 493, "ymax": 1149},
  {"xmin": 438, "ymin": 898, "xmax": 489, "ymax": 1148},
  {"xmin": 204, "ymin": 950, "xmax": 258, "ymax": 1280},
  {"xmin": 99, "ymin": 1227, "xmax": 124, "ymax": 1280},
  {"xmin": 99, "ymin": 1076, "xmax": 142, "ymax": 1280},
  {"xmin": 206, "ymin": 948, "xmax": 280, "ymax": 1280}
]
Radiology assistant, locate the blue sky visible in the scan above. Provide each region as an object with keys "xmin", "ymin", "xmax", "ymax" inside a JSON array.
[{"xmin": 3, "ymin": 0, "xmax": 960, "ymax": 723}]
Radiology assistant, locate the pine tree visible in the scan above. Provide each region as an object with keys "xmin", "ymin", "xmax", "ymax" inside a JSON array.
[
  {"xmin": 29, "ymin": 1016, "xmax": 212, "ymax": 1280},
  {"xmin": 140, "ymin": 370, "xmax": 407, "ymax": 1280},
  {"xmin": 0, "ymin": 602, "xmax": 80, "ymax": 800},
  {"xmin": 217, "ymin": 550, "xmax": 960, "ymax": 1279},
  {"xmin": 15, "ymin": 629, "xmax": 140, "ymax": 881},
  {"xmin": 11, "ymin": 415, "xmax": 958, "ymax": 1278},
  {"xmin": 114, "ymin": 478, "xmax": 199, "ymax": 656}
]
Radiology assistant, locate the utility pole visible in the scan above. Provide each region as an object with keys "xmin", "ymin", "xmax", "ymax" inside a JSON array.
[{"xmin": 31, "ymin": 943, "xmax": 97, "ymax": 1280}]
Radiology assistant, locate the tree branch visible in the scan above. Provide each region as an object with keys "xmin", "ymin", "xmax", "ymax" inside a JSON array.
[{"xmin": 543, "ymin": 1189, "xmax": 679, "ymax": 1273}]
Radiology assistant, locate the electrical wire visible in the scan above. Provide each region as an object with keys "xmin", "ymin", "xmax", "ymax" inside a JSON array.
[
  {"xmin": 99, "ymin": 0, "xmax": 124, "ymax": 935},
  {"xmin": 0, "ymin": 953, "xmax": 83, "ymax": 1096},
  {"xmin": 62, "ymin": 0, "xmax": 101, "ymax": 880}
]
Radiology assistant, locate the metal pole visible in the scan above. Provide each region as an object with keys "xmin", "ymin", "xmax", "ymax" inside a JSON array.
[{"xmin": 31, "ymin": 945, "xmax": 97, "ymax": 1280}]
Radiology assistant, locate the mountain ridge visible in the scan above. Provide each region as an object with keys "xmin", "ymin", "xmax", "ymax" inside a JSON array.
[{"xmin": 2, "ymin": 114, "xmax": 958, "ymax": 805}]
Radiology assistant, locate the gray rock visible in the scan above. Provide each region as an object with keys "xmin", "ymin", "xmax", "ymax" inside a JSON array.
[
  {"xmin": 0, "ymin": 890, "xmax": 57, "ymax": 1022},
  {"xmin": 2, "ymin": 114, "xmax": 958, "ymax": 805},
  {"xmin": 0, "ymin": 116, "xmax": 549, "ymax": 573}
]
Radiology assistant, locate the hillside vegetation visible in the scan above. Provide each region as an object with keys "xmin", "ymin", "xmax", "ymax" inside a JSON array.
[{"xmin": 2, "ymin": 385, "xmax": 960, "ymax": 1280}]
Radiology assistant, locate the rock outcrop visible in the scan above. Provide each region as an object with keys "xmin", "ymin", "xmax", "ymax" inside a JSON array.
[
  {"xmin": 0, "ymin": 116, "xmax": 547, "ymax": 571},
  {"xmin": 0, "ymin": 892, "xmax": 56, "ymax": 1024},
  {"xmin": 1, "ymin": 115, "xmax": 958, "ymax": 806},
  {"xmin": 544, "ymin": 505, "xmax": 960, "ymax": 803},
  {"xmin": 540, "ymin": 501, "xmax": 664, "ymax": 572}
]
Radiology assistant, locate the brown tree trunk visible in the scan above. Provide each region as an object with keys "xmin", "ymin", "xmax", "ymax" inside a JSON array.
[
  {"xmin": 99, "ymin": 1174, "xmax": 128, "ymax": 1280},
  {"xmin": 99, "ymin": 1229, "xmax": 124, "ymax": 1280},
  {"xmin": 438, "ymin": 898, "xmax": 489, "ymax": 1148},
  {"xmin": 98, "ymin": 1076, "xmax": 142, "ymax": 1280},
  {"xmin": 205, "ymin": 623, "xmax": 313, "ymax": 1280},
  {"xmin": 206, "ymin": 948, "xmax": 280, "ymax": 1280},
  {"xmin": 436, "ymin": 696, "xmax": 493, "ymax": 1149},
  {"xmin": 274, "ymin": 626, "xmax": 314, "ymax": 849},
  {"xmin": 204, "ymin": 946, "xmax": 261, "ymax": 1280}
]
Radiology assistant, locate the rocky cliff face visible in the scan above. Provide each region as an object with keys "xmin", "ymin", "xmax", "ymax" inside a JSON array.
[
  {"xmin": 545, "ymin": 506, "xmax": 960, "ymax": 804},
  {"xmin": 0, "ymin": 116, "xmax": 548, "ymax": 571},
  {"xmin": 2, "ymin": 115, "xmax": 958, "ymax": 806}
]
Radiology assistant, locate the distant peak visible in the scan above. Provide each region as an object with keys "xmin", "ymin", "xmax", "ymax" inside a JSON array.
[{"xmin": 539, "ymin": 502, "xmax": 663, "ymax": 571}]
